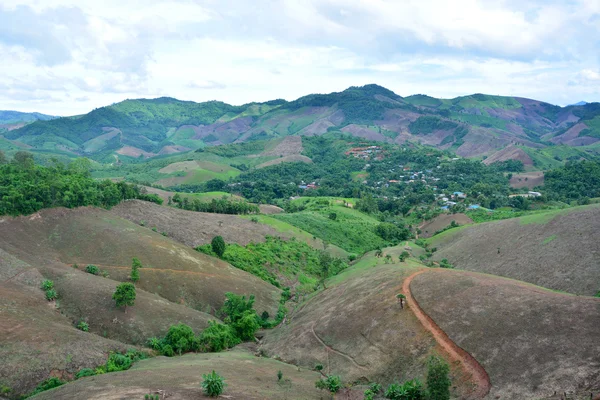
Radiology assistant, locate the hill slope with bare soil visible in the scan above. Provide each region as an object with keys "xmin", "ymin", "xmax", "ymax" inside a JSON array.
[
  {"xmin": 428, "ymin": 205, "xmax": 600, "ymax": 295},
  {"xmin": 410, "ymin": 269, "xmax": 600, "ymax": 399},
  {"xmin": 261, "ymin": 258, "xmax": 476, "ymax": 398},
  {"xmin": 0, "ymin": 207, "xmax": 281, "ymax": 316}
]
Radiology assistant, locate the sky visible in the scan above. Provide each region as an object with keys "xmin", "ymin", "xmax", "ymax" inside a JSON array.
[{"xmin": 0, "ymin": 0, "xmax": 599, "ymax": 115}]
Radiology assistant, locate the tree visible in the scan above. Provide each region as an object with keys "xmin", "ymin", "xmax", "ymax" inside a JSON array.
[
  {"xmin": 399, "ymin": 251, "xmax": 410, "ymax": 262},
  {"xmin": 396, "ymin": 293, "xmax": 406, "ymax": 309},
  {"xmin": 318, "ymin": 251, "xmax": 332, "ymax": 289},
  {"xmin": 113, "ymin": 283, "xmax": 136, "ymax": 311},
  {"xmin": 201, "ymin": 370, "xmax": 226, "ymax": 397},
  {"xmin": 315, "ymin": 375, "xmax": 342, "ymax": 394},
  {"xmin": 328, "ymin": 212, "xmax": 337, "ymax": 220},
  {"xmin": 0, "ymin": 150, "xmax": 7, "ymax": 165},
  {"xmin": 12, "ymin": 151, "xmax": 34, "ymax": 168},
  {"xmin": 130, "ymin": 257, "xmax": 142, "ymax": 283},
  {"xmin": 426, "ymin": 356, "xmax": 451, "ymax": 400},
  {"xmin": 385, "ymin": 254, "xmax": 392, "ymax": 263},
  {"xmin": 211, "ymin": 236, "xmax": 226, "ymax": 258}
]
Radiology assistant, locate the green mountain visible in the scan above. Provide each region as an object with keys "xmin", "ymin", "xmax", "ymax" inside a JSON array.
[{"xmin": 5, "ymin": 85, "xmax": 600, "ymax": 161}]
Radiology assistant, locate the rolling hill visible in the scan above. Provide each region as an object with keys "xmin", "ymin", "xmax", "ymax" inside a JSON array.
[
  {"xmin": 6, "ymin": 85, "xmax": 600, "ymax": 162},
  {"xmin": 427, "ymin": 204, "xmax": 600, "ymax": 295}
]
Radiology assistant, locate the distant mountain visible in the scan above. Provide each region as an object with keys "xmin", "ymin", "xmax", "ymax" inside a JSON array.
[
  {"xmin": 0, "ymin": 110, "xmax": 56, "ymax": 133},
  {"xmin": 5, "ymin": 85, "xmax": 600, "ymax": 161},
  {"xmin": 569, "ymin": 101, "xmax": 588, "ymax": 106}
]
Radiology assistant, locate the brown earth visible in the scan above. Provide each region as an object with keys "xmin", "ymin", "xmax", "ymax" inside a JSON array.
[
  {"xmin": 482, "ymin": 144, "xmax": 533, "ymax": 166},
  {"xmin": 158, "ymin": 145, "xmax": 192, "ymax": 155},
  {"xmin": 411, "ymin": 269, "xmax": 600, "ymax": 399},
  {"xmin": 258, "ymin": 204, "xmax": 284, "ymax": 214},
  {"xmin": 429, "ymin": 205, "xmax": 600, "ymax": 295},
  {"xmin": 0, "ymin": 206, "xmax": 281, "ymax": 316},
  {"xmin": 0, "ymin": 280, "xmax": 128, "ymax": 397},
  {"xmin": 509, "ymin": 171, "xmax": 544, "ymax": 189},
  {"xmin": 341, "ymin": 124, "xmax": 389, "ymax": 142},
  {"xmin": 32, "ymin": 348, "xmax": 329, "ymax": 400},
  {"xmin": 116, "ymin": 146, "xmax": 156, "ymax": 158},
  {"xmin": 260, "ymin": 136, "xmax": 303, "ymax": 157},
  {"xmin": 418, "ymin": 213, "xmax": 473, "ymax": 238},
  {"xmin": 261, "ymin": 261, "xmax": 475, "ymax": 398},
  {"xmin": 256, "ymin": 154, "xmax": 313, "ymax": 169},
  {"xmin": 110, "ymin": 200, "xmax": 290, "ymax": 247}
]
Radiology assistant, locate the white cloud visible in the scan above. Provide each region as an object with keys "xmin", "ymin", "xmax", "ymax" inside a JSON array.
[{"xmin": 0, "ymin": 0, "xmax": 598, "ymax": 114}]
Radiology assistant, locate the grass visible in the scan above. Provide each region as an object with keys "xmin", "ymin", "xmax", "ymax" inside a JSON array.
[
  {"xmin": 272, "ymin": 205, "xmax": 385, "ymax": 254},
  {"xmin": 542, "ymin": 235, "xmax": 557, "ymax": 245}
]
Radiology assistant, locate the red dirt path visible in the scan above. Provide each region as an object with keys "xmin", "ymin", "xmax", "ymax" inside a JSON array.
[{"xmin": 402, "ymin": 269, "xmax": 491, "ymax": 399}]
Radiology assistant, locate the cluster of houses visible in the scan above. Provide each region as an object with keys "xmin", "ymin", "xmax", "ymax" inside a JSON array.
[
  {"xmin": 345, "ymin": 146, "xmax": 382, "ymax": 159},
  {"xmin": 509, "ymin": 191, "xmax": 541, "ymax": 198},
  {"xmin": 298, "ymin": 181, "xmax": 318, "ymax": 190}
]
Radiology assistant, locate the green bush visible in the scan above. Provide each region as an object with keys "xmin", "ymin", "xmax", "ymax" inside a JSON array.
[
  {"xmin": 164, "ymin": 323, "xmax": 199, "ymax": 354},
  {"xmin": 211, "ymin": 236, "xmax": 226, "ymax": 258},
  {"xmin": 45, "ymin": 289, "xmax": 58, "ymax": 301},
  {"xmin": 201, "ymin": 370, "xmax": 226, "ymax": 397},
  {"xmin": 426, "ymin": 356, "xmax": 451, "ymax": 400},
  {"xmin": 77, "ymin": 321, "xmax": 89, "ymax": 332},
  {"xmin": 277, "ymin": 370, "xmax": 283, "ymax": 381},
  {"xmin": 315, "ymin": 375, "xmax": 342, "ymax": 393},
  {"xmin": 106, "ymin": 352, "xmax": 132, "ymax": 372},
  {"xmin": 198, "ymin": 321, "xmax": 241, "ymax": 352},
  {"xmin": 41, "ymin": 279, "xmax": 54, "ymax": 291},
  {"xmin": 85, "ymin": 264, "xmax": 100, "ymax": 275},
  {"xmin": 75, "ymin": 368, "xmax": 96, "ymax": 378},
  {"xmin": 364, "ymin": 389, "xmax": 375, "ymax": 400},
  {"xmin": 27, "ymin": 377, "xmax": 65, "ymax": 396},
  {"xmin": 384, "ymin": 379, "xmax": 423, "ymax": 399}
]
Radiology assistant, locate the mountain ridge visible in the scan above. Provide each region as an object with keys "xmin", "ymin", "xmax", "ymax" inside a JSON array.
[{"xmin": 5, "ymin": 84, "xmax": 600, "ymax": 161}]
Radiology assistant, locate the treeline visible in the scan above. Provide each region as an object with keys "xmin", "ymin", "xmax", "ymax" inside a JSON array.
[
  {"xmin": 544, "ymin": 160, "xmax": 600, "ymax": 202},
  {"xmin": 0, "ymin": 151, "xmax": 161, "ymax": 216},
  {"xmin": 172, "ymin": 193, "xmax": 259, "ymax": 214}
]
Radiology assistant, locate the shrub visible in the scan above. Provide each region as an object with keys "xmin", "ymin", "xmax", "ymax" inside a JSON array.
[
  {"xmin": 211, "ymin": 236, "xmax": 226, "ymax": 258},
  {"xmin": 85, "ymin": 264, "xmax": 100, "ymax": 275},
  {"xmin": 426, "ymin": 356, "xmax": 451, "ymax": 400},
  {"xmin": 231, "ymin": 309, "xmax": 260, "ymax": 341},
  {"xmin": 28, "ymin": 377, "xmax": 65, "ymax": 396},
  {"xmin": 384, "ymin": 379, "xmax": 423, "ymax": 399},
  {"xmin": 314, "ymin": 363, "xmax": 324, "ymax": 372},
  {"xmin": 147, "ymin": 337, "xmax": 161, "ymax": 350},
  {"xmin": 399, "ymin": 251, "xmax": 410, "ymax": 262},
  {"xmin": 164, "ymin": 323, "xmax": 199, "ymax": 354},
  {"xmin": 315, "ymin": 375, "xmax": 342, "ymax": 393},
  {"xmin": 130, "ymin": 257, "xmax": 142, "ymax": 283},
  {"xmin": 277, "ymin": 370, "xmax": 283, "ymax": 381},
  {"xmin": 77, "ymin": 321, "xmax": 89, "ymax": 332},
  {"xmin": 75, "ymin": 368, "xmax": 96, "ymax": 378},
  {"xmin": 201, "ymin": 370, "xmax": 226, "ymax": 397},
  {"xmin": 106, "ymin": 352, "xmax": 132, "ymax": 372},
  {"xmin": 113, "ymin": 282, "xmax": 136, "ymax": 309},
  {"xmin": 369, "ymin": 382, "xmax": 382, "ymax": 393},
  {"xmin": 364, "ymin": 389, "xmax": 375, "ymax": 400},
  {"xmin": 198, "ymin": 321, "xmax": 240, "ymax": 352},
  {"xmin": 41, "ymin": 279, "xmax": 54, "ymax": 291},
  {"xmin": 161, "ymin": 344, "xmax": 174, "ymax": 357},
  {"xmin": 45, "ymin": 289, "xmax": 58, "ymax": 301}
]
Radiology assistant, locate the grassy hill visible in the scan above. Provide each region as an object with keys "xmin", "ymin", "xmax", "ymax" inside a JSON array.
[
  {"xmin": 6, "ymin": 86, "xmax": 600, "ymax": 161},
  {"xmin": 411, "ymin": 269, "xmax": 600, "ymax": 399},
  {"xmin": 427, "ymin": 204, "xmax": 600, "ymax": 295}
]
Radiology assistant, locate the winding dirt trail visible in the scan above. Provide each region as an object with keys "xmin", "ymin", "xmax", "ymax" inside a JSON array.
[
  {"xmin": 311, "ymin": 321, "xmax": 369, "ymax": 371},
  {"xmin": 403, "ymin": 269, "xmax": 491, "ymax": 399}
]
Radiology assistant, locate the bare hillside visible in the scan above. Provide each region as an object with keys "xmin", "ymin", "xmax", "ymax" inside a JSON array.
[
  {"xmin": 428, "ymin": 205, "xmax": 600, "ymax": 295},
  {"xmin": 411, "ymin": 269, "xmax": 600, "ymax": 399}
]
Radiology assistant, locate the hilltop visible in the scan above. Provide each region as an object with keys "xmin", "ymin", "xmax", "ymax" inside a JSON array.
[{"xmin": 5, "ymin": 85, "xmax": 600, "ymax": 162}]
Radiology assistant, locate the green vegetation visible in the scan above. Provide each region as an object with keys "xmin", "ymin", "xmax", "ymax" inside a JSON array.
[
  {"xmin": 113, "ymin": 282, "xmax": 136, "ymax": 310},
  {"xmin": 26, "ymin": 377, "xmax": 65, "ymax": 398},
  {"xmin": 196, "ymin": 236, "xmax": 347, "ymax": 292},
  {"xmin": 408, "ymin": 116, "xmax": 458, "ymax": 134},
  {"xmin": 426, "ymin": 356, "xmax": 451, "ymax": 400},
  {"xmin": 130, "ymin": 257, "xmax": 142, "ymax": 283},
  {"xmin": 41, "ymin": 280, "xmax": 58, "ymax": 301},
  {"xmin": 544, "ymin": 160, "xmax": 600, "ymax": 201},
  {"xmin": 76, "ymin": 321, "xmax": 89, "ymax": 332},
  {"xmin": 201, "ymin": 370, "xmax": 226, "ymax": 397},
  {"xmin": 384, "ymin": 379, "xmax": 423, "ymax": 399},
  {"xmin": 172, "ymin": 193, "xmax": 258, "ymax": 214},
  {"xmin": 211, "ymin": 236, "xmax": 226, "ymax": 258},
  {"xmin": 315, "ymin": 375, "xmax": 342, "ymax": 394},
  {"xmin": 85, "ymin": 264, "xmax": 100, "ymax": 275},
  {"xmin": 542, "ymin": 235, "xmax": 557, "ymax": 245},
  {"xmin": 0, "ymin": 152, "xmax": 161, "ymax": 216}
]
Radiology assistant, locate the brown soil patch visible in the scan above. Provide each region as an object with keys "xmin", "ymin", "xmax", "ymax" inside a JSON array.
[
  {"xmin": 258, "ymin": 204, "xmax": 284, "ymax": 214},
  {"xmin": 403, "ymin": 270, "xmax": 490, "ymax": 398},
  {"xmin": 509, "ymin": 171, "xmax": 544, "ymax": 189},
  {"xmin": 110, "ymin": 200, "xmax": 289, "ymax": 247},
  {"xmin": 32, "ymin": 349, "xmax": 325, "ymax": 400},
  {"xmin": 261, "ymin": 262, "xmax": 473, "ymax": 397},
  {"xmin": 411, "ymin": 269, "xmax": 600, "ymax": 399},
  {"xmin": 260, "ymin": 136, "xmax": 303, "ymax": 157},
  {"xmin": 158, "ymin": 145, "xmax": 192, "ymax": 155},
  {"xmin": 256, "ymin": 154, "xmax": 312, "ymax": 169},
  {"xmin": 419, "ymin": 213, "xmax": 473, "ymax": 238},
  {"xmin": 341, "ymin": 124, "xmax": 389, "ymax": 141},
  {"xmin": 116, "ymin": 146, "xmax": 156, "ymax": 158},
  {"xmin": 430, "ymin": 205, "xmax": 600, "ymax": 295},
  {"xmin": 483, "ymin": 144, "xmax": 533, "ymax": 166}
]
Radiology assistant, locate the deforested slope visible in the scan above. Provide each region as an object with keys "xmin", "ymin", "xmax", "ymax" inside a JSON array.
[
  {"xmin": 428, "ymin": 204, "xmax": 600, "ymax": 295},
  {"xmin": 31, "ymin": 348, "xmax": 325, "ymax": 400},
  {"xmin": 0, "ymin": 207, "xmax": 281, "ymax": 316},
  {"xmin": 261, "ymin": 257, "xmax": 476, "ymax": 398},
  {"xmin": 410, "ymin": 269, "xmax": 600, "ymax": 399}
]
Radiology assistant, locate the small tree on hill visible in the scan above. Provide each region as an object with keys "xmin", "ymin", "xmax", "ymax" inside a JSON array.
[
  {"xmin": 318, "ymin": 251, "xmax": 332, "ymax": 289},
  {"xmin": 396, "ymin": 293, "xmax": 406, "ymax": 309},
  {"xmin": 426, "ymin": 355, "xmax": 451, "ymax": 400},
  {"xmin": 130, "ymin": 257, "xmax": 142, "ymax": 283},
  {"xmin": 399, "ymin": 251, "xmax": 410, "ymax": 262},
  {"xmin": 211, "ymin": 236, "xmax": 226, "ymax": 258},
  {"xmin": 201, "ymin": 370, "xmax": 226, "ymax": 397},
  {"xmin": 113, "ymin": 283, "xmax": 136, "ymax": 312}
]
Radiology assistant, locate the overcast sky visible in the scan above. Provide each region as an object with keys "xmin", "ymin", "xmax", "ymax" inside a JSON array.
[{"xmin": 1, "ymin": 0, "xmax": 599, "ymax": 115}]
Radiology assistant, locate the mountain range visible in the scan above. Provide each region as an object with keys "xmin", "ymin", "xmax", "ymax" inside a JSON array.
[{"xmin": 2, "ymin": 84, "xmax": 600, "ymax": 162}]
